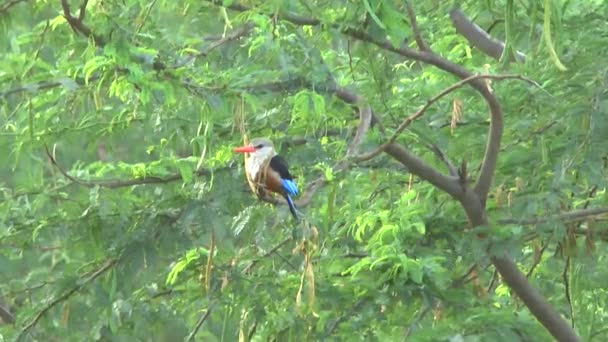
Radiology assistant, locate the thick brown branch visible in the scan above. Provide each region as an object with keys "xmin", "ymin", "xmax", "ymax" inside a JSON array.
[
  {"xmin": 491, "ymin": 256, "xmax": 580, "ymax": 341},
  {"xmin": 61, "ymin": 0, "xmax": 105, "ymax": 46},
  {"xmin": 338, "ymin": 27, "xmax": 504, "ymax": 204},
  {"xmin": 18, "ymin": 258, "xmax": 117, "ymax": 339},
  {"xmin": 449, "ymin": 8, "xmax": 526, "ymax": 62},
  {"xmin": 384, "ymin": 142, "xmax": 461, "ymax": 198}
]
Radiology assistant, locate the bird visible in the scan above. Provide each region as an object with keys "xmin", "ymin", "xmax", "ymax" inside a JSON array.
[{"xmin": 234, "ymin": 137, "xmax": 299, "ymax": 219}]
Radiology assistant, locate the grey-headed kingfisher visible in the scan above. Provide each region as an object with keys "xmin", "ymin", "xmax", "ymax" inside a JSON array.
[{"xmin": 234, "ymin": 137, "xmax": 299, "ymax": 219}]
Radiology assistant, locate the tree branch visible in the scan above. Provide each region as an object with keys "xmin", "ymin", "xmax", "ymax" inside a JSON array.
[
  {"xmin": 490, "ymin": 256, "xmax": 580, "ymax": 341},
  {"xmin": 0, "ymin": 0, "xmax": 27, "ymax": 15},
  {"xmin": 203, "ymin": 3, "xmax": 580, "ymax": 339},
  {"xmin": 186, "ymin": 306, "xmax": 214, "ymax": 341},
  {"xmin": 337, "ymin": 27, "xmax": 505, "ymax": 204},
  {"xmin": 173, "ymin": 23, "xmax": 254, "ymax": 69},
  {"xmin": 499, "ymin": 207, "xmax": 608, "ymax": 226},
  {"xmin": 61, "ymin": 0, "xmax": 105, "ymax": 46},
  {"xmin": 384, "ymin": 142, "xmax": 462, "ymax": 198},
  {"xmin": 0, "ymin": 301, "xmax": 15, "ymax": 324},
  {"xmin": 405, "ymin": 1, "xmax": 428, "ymax": 51},
  {"xmin": 18, "ymin": 258, "xmax": 117, "ymax": 339},
  {"xmin": 449, "ymin": 8, "xmax": 526, "ymax": 62},
  {"xmin": 45, "ymin": 144, "xmax": 221, "ymax": 189},
  {"xmin": 355, "ymin": 74, "xmax": 536, "ymax": 163}
]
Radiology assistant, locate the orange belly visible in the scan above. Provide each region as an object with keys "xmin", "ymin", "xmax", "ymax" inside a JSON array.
[{"xmin": 264, "ymin": 169, "xmax": 286, "ymax": 196}]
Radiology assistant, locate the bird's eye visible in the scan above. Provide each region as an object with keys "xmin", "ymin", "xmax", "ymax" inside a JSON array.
[{"xmin": 255, "ymin": 144, "xmax": 264, "ymax": 149}]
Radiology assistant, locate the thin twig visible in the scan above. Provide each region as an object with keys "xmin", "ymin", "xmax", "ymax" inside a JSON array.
[
  {"xmin": 499, "ymin": 207, "xmax": 608, "ymax": 226},
  {"xmin": 18, "ymin": 258, "xmax": 118, "ymax": 340},
  {"xmin": 526, "ymin": 243, "xmax": 547, "ymax": 278},
  {"xmin": 405, "ymin": 1, "xmax": 428, "ymax": 51},
  {"xmin": 562, "ymin": 257, "xmax": 575, "ymax": 328},
  {"xmin": 186, "ymin": 306, "xmax": 214, "ymax": 341},
  {"xmin": 173, "ymin": 24, "xmax": 253, "ymax": 69},
  {"xmin": 44, "ymin": 144, "xmax": 222, "ymax": 189},
  {"xmin": 355, "ymin": 74, "xmax": 539, "ymax": 162},
  {"xmin": 0, "ymin": 0, "xmax": 27, "ymax": 15},
  {"xmin": 244, "ymin": 237, "xmax": 292, "ymax": 273}
]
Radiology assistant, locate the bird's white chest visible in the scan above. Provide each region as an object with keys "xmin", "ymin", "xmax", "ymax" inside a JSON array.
[{"xmin": 247, "ymin": 155, "xmax": 268, "ymax": 181}]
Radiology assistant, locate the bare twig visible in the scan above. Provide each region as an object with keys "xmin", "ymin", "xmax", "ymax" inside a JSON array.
[
  {"xmin": 18, "ymin": 258, "xmax": 118, "ymax": 339},
  {"xmin": 325, "ymin": 298, "xmax": 369, "ymax": 337},
  {"xmin": 451, "ymin": 263, "xmax": 479, "ymax": 287},
  {"xmin": 404, "ymin": 302, "xmax": 433, "ymax": 338},
  {"xmin": 173, "ymin": 24, "xmax": 254, "ymax": 69},
  {"xmin": 186, "ymin": 306, "xmax": 214, "ymax": 341},
  {"xmin": 244, "ymin": 237, "xmax": 293, "ymax": 274},
  {"xmin": 405, "ymin": 1, "xmax": 428, "ymax": 51},
  {"xmin": 499, "ymin": 207, "xmax": 608, "ymax": 226},
  {"xmin": 526, "ymin": 242, "xmax": 547, "ymax": 278}
]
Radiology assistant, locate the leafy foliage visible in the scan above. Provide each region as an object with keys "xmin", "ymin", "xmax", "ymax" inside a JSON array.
[{"xmin": 1, "ymin": 0, "xmax": 607, "ymax": 341}]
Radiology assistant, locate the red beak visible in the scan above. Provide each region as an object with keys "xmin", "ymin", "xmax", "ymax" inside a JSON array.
[{"xmin": 234, "ymin": 145, "xmax": 256, "ymax": 153}]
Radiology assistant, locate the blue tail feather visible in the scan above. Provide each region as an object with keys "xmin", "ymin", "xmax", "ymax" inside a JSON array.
[
  {"xmin": 285, "ymin": 195, "xmax": 298, "ymax": 219},
  {"xmin": 282, "ymin": 179, "xmax": 299, "ymax": 196}
]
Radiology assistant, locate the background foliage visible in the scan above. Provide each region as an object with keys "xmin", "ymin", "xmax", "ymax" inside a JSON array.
[{"xmin": 1, "ymin": 0, "xmax": 607, "ymax": 340}]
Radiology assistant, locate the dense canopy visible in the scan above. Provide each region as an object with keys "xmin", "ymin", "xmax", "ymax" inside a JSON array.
[{"xmin": 1, "ymin": 0, "xmax": 607, "ymax": 341}]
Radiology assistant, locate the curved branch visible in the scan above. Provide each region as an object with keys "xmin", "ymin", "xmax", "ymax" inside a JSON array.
[
  {"xmin": 339, "ymin": 28, "xmax": 504, "ymax": 204},
  {"xmin": 449, "ymin": 8, "xmax": 526, "ymax": 62},
  {"xmin": 356, "ymin": 74, "xmax": 537, "ymax": 163}
]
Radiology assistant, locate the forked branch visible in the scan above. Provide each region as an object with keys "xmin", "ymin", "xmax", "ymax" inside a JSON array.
[{"xmin": 61, "ymin": 0, "xmax": 105, "ymax": 46}]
